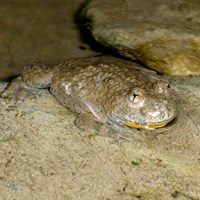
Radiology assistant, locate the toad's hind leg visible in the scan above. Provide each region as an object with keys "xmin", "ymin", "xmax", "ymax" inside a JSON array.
[
  {"xmin": 2, "ymin": 63, "xmax": 54, "ymax": 101},
  {"xmin": 21, "ymin": 63, "xmax": 54, "ymax": 88},
  {"xmin": 74, "ymin": 112, "xmax": 135, "ymax": 143}
]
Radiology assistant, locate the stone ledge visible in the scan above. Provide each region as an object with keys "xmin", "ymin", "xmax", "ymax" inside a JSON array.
[{"xmin": 0, "ymin": 78, "xmax": 200, "ymax": 199}]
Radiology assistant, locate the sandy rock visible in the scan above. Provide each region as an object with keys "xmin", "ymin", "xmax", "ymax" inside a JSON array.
[
  {"xmin": 83, "ymin": 0, "xmax": 200, "ymax": 75},
  {"xmin": 0, "ymin": 74, "xmax": 200, "ymax": 199}
]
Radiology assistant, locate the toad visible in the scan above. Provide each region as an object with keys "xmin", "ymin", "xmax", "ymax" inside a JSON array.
[{"xmin": 3, "ymin": 56, "xmax": 177, "ymax": 139}]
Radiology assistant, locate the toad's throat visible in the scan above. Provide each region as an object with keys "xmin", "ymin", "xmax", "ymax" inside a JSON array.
[{"xmin": 121, "ymin": 120, "xmax": 170, "ymax": 129}]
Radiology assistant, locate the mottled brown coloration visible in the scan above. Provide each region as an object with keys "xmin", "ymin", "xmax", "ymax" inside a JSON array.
[{"xmin": 3, "ymin": 56, "xmax": 177, "ymax": 139}]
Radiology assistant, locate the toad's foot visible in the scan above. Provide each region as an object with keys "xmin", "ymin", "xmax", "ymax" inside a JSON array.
[
  {"xmin": 74, "ymin": 113, "xmax": 136, "ymax": 143},
  {"xmin": 2, "ymin": 77, "xmax": 41, "ymax": 102}
]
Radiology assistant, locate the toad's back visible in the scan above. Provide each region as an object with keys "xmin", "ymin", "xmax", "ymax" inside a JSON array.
[
  {"xmin": 49, "ymin": 56, "xmax": 176, "ymax": 128},
  {"xmin": 50, "ymin": 57, "xmax": 148, "ymax": 110}
]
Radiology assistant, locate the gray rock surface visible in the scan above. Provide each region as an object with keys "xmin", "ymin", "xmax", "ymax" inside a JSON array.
[
  {"xmin": 0, "ymin": 74, "xmax": 200, "ymax": 199},
  {"xmin": 83, "ymin": 0, "xmax": 200, "ymax": 76}
]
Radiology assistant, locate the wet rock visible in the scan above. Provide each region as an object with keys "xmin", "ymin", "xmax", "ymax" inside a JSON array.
[{"xmin": 83, "ymin": 0, "xmax": 200, "ymax": 75}]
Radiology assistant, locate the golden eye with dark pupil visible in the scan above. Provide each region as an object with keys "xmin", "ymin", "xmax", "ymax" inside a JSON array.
[{"xmin": 128, "ymin": 88, "xmax": 144, "ymax": 104}]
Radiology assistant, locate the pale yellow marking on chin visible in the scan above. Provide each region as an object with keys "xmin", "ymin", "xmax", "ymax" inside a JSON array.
[{"xmin": 121, "ymin": 120, "xmax": 169, "ymax": 129}]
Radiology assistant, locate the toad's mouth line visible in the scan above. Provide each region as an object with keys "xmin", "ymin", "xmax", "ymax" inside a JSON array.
[{"xmin": 121, "ymin": 120, "xmax": 170, "ymax": 129}]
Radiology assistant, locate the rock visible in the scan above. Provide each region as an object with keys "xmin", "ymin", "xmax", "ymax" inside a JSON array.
[
  {"xmin": 83, "ymin": 0, "xmax": 200, "ymax": 76},
  {"xmin": 0, "ymin": 74, "xmax": 200, "ymax": 199}
]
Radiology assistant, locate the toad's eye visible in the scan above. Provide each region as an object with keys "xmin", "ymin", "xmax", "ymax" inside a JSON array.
[{"xmin": 128, "ymin": 89, "xmax": 144, "ymax": 104}]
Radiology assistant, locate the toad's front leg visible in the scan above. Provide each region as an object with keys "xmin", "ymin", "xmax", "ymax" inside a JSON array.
[{"xmin": 75, "ymin": 112, "xmax": 136, "ymax": 143}]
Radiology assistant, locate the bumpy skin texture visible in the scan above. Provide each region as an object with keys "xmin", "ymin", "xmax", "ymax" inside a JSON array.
[{"xmin": 3, "ymin": 56, "xmax": 177, "ymax": 139}]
